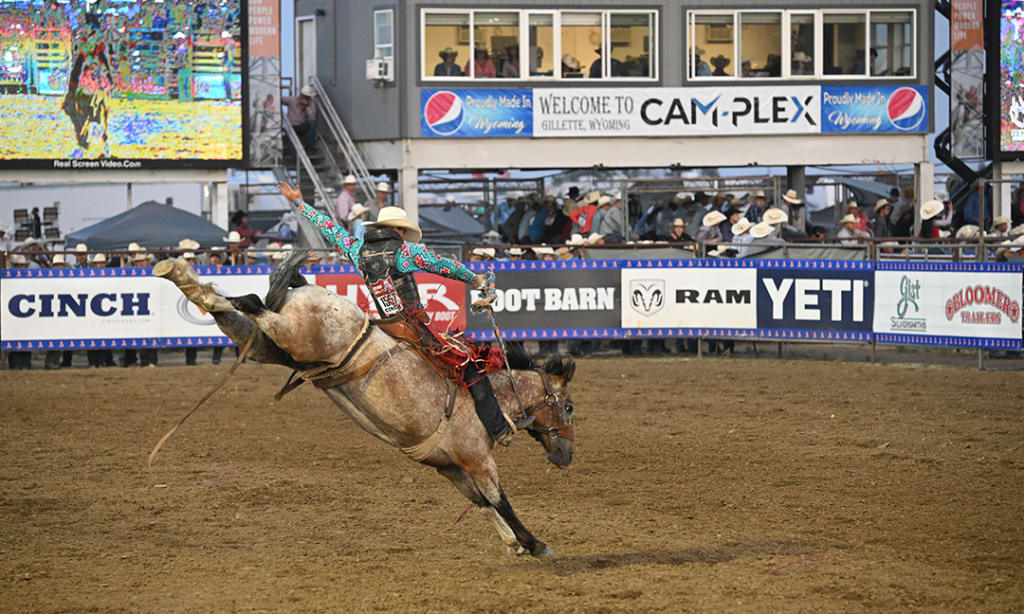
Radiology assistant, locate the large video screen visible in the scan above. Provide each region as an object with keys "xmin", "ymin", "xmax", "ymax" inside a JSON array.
[
  {"xmin": 0, "ymin": 0, "xmax": 245, "ymax": 169},
  {"xmin": 1000, "ymin": 0, "xmax": 1024, "ymax": 155}
]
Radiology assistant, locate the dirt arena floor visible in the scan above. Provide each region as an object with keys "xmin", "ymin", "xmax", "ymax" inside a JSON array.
[{"xmin": 2, "ymin": 357, "xmax": 1022, "ymax": 613}]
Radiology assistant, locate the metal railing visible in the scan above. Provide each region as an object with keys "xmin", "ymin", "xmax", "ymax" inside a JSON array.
[
  {"xmin": 280, "ymin": 118, "xmax": 336, "ymax": 222},
  {"xmin": 308, "ymin": 76, "xmax": 377, "ymax": 203}
]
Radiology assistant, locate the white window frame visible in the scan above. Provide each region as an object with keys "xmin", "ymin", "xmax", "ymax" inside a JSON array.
[
  {"xmin": 295, "ymin": 15, "xmax": 317, "ymax": 90},
  {"xmin": 420, "ymin": 8, "xmax": 658, "ymax": 82},
  {"xmin": 688, "ymin": 9, "xmax": 916, "ymax": 82},
  {"xmin": 374, "ymin": 9, "xmax": 394, "ymax": 59}
]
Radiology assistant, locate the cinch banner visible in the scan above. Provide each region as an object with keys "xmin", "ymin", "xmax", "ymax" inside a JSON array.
[
  {"xmin": 3, "ymin": 259, "xmax": 1020, "ymax": 350},
  {"xmin": 419, "ymin": 86, "xmax": 929, "ymax": 138},
  {"xmin": 821, "ymin": 85, "xmax": 929, "ymax": 133}
]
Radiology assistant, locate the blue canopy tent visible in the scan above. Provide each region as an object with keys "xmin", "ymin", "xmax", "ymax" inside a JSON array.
[{"xmin": 65, "ymin": 201, "xmax": 229, "ymax": 250}]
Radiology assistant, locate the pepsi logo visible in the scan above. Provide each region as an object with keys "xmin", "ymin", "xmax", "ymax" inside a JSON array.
[
  {"xmin": 887, "ymin": 87, "xmax": 926, "ymax": 132},
  {"xmin": 424, "ymin": 91, "xmax": 464, "ymax": 135}
]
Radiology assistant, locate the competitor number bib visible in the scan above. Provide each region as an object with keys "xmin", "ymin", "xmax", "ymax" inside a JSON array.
[{"xmin": 369, "ymin": 277, "xmax": 403, "ymax": 317}]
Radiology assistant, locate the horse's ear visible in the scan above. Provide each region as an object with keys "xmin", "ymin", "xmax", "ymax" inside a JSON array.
[{"xmin": 563, "ymin": 360, "xmax": 576, "ymax": 382}]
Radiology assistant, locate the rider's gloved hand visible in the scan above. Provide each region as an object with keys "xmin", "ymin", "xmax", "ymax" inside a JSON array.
[{"xmin": 278, "ymin": 181, "xmax": 304, "ymax": 206}]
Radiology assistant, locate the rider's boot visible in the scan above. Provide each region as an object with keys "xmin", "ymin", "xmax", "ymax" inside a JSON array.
[
  {"xmin": 466, "ymin": 370, "xmax": 516, "ymax": 446},
  {"xmin": 153, "ymin": 257, "xmax": 234, "ymax": 313}
]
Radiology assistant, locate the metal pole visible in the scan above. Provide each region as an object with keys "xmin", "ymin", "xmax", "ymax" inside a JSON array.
[{"xmin": 126, "ymin": 182, "xmax": 132, "ymax": 211}]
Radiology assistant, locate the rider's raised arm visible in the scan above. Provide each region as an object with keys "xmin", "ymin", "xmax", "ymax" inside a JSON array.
[
  {"xmin": 293, "ymin": 200, "xmax": 360, "ymax": 261},
  {"xmin": 397, "ymin": 242, "xmax": 476, "ymax": 283}
]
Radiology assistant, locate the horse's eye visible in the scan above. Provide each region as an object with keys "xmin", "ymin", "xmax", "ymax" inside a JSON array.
[{"xmin": 565, "ymin": 404, "xmax": 574, "ymax": 415}]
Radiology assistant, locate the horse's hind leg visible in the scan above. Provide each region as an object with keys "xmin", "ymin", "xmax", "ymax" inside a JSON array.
[
  {"xmin": 437, "ymin": 465, "xmax": 524, "ymax": 556},
  {"xmin": 460, "ymin": 456, "xmax": 552, "ymax": 557}
]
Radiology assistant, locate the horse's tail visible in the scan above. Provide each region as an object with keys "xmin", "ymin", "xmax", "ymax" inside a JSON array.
[{"xmin": 266, "ymin": 248, "xmax": 309, "ymax": 312}]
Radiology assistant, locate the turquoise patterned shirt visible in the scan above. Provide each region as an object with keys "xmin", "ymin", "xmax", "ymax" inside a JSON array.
[{"xmin": 295, "ymin": 201, "xmax": 476, "ymax": 283}]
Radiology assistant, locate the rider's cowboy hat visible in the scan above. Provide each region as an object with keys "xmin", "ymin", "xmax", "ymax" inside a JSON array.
[
  {"xmin": 366, "ymin": 206, "xmax": 421, "ymax": 242},
  {"xmin": 731, "ymin": 218, "xmax": 753, "ymax": 236},
  {"xmin": 223, "ymin": 231, "xmax": 243, "ymax": 243},
  {"xmin": 702, "ymin": 210, "xmax": 726, "ymax": 227},
  {"xmin": 763, "ymin": 208, "xmax": 788, "ymax": 225},
  {"xmin": 782, "ymin": 188, "xmax": 803, "ymax": 205},
  {"xmin": 920, "ymin": 199, "xmax": 944, "ymax": 221},
  {"xmin": 348, "ymin": 203, "xmax": 369, "ymax": 221},
  {"xmin": 749, "ymin": 221, "xmax": 775, "ymax": 239}
]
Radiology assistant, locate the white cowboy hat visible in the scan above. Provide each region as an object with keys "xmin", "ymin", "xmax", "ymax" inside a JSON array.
[
  {"xmin": 839, "ymin": 214, "xmax": 858, "ymax": 225},
  {"xmin": 585, "ymin": 190, "xmax": 600, "ymax": 204},
  {"xmin": 1011, "ymin": 223, "xmax": 1024, "ymax": 237},
  {"xmin": 299, "ymin": 84, "xmax": 315, "ymax": 97},
  {"xmin": 343, "ymin": 174, "xmax": 357, "ymax": 185},
  {"xmin": 132, "ymin": 251, "xmax": 151, "ymax": 262},
  {"xmin": 993, "ymin": 216, "xmax": 1011, "ymax": 228},
  {"xmin": 223, "ymin": 230, "xmax": 242, "ymax": 243},
  {"xmin": 920, "ymin": 199, "xmax": 944, "ymax": 221},
  {"xmin": 375, "ymin": 182, "xmax": 390, "ymax": 193},
  {"xmin": 482, "ymin": 230, "xmax": 501, "ymax": 243},
  {"xmin": 10, "ymin": 253, "xmax": 27, "ymax": 265},
  {"xmin": 731, "ymin": 219, "xmax": 752, "ymax": 236},
  {"xmin": 566, "ymin": 233, "xmax": 586, "ymax": 246},
  {"xmin": 749, "ymin": 221, "xmax": 774, "ymax": 239},
  {"xmin": 505, "ymin": 247, "xmax": 526, "ymax": 256},
  {"xmin": 306, "ymin": 251, "xmax": 323, "ymax": 261},
  {"xmin": 51, "ymin": 253, "xmax": 67, "ymax": 265},
  {"xmin": 365, "ymin": 206, "xmax": 421, "ymax": 242},
  {"xmin": 177, "ymin": 238, "xmax": 200, "ymax": 250},
  {"xmin": 471, "ymin": 247, "xmax": 495, "ymax": 259},
  {"xmin": 561, "ymin": 54, "xmax": 580, "ymax": 70},
  {"xmin": 674, "ymin": 192, "xmax": 688, "ymax": 200},
  {"xmin": 782, "ymin": 188, "xmax": 802, "ymax": 205},
  {"xmin": 91, "ymin": 252, "xmax": 107, "ymax": 263},
  {"xmin": 763, "ymin": 208, "xmax": 788, "ymax": 225},
  {"xmin": 1014, "ymin": 233, "xmax": 1024, "ymax": 245},
  {"xmin": 955, "ymin": 225, "xmax": 979, "ymax": 240},
  {"xmin": 271, "ymin": 244, "xmax": 294, "ymax": 261},
  {"xmin": 845, "ymin": 200, "xmax": 860, "ymax": 210},
  {"xmin": 348, "ymin": 203, "xmax": 369, "ymax": 221},
  {"xmin": 182, "ymin": 251, "xmax": 196, "ymax": 260},
  {"xmin": 532, "ymin": 246, "xmax": 555, "ymax": 255},
  {"xmin": 702, "ymin": 210, "xmax": 726, "ymax": 227},
  {"xmin": 75, "ymin": 243, "xmax": 88, "ymax": 253},
  {"xmin": 586, "ymin": 233, "xmax": 605, "ymax": 245},
  {"xmin": 127, "ymin": 242, "xmax": 144, "ymax": 253},
  {"xmin": 874, "ymin": 198, "xmax": 891, "ymax": 212},
  {"xmin": 938, "ymin": 229, "xmax": 951, "ymax": 239},
  {"xmin": 752, "ymin": 190, "xmax": 766, "ymax": 198},
  {"xmin": 792, "ymin": 51, "xmax": 812, "ymax": 62},
  {"xmin": 672, "ymin": 217, "xmax": 686, "ymax": 228},
  {"xmin": 598, "ymin": 195, "xmax": 612, "ymax": 206}
]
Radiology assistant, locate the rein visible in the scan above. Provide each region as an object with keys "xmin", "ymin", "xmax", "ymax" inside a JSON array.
[{"xmin": 517, "ymin": 370, "xmax": 574, "ymax": 442}]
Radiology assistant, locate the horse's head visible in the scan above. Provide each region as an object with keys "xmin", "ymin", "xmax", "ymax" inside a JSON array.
[{"xmin": 523, "ymin": 357, "xmax": 576, "ymax": 469}]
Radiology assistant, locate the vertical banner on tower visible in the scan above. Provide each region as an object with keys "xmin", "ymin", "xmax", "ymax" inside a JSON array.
[
  {"xmin": 951, "ymin": 0, "xmax": 985, "ymax": 158},
  {"xmin": 248, "ymin": 0, "xmax": 282, "ymax": 167}
]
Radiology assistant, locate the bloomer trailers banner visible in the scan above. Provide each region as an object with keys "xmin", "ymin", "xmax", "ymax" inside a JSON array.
[
  {"xmin": 420, "ymin": 86, "xmax": 929, "ymax": 138},
  {"xmin": 872, "ymin": 261, "xmax": 1023, "ymax": 350}
]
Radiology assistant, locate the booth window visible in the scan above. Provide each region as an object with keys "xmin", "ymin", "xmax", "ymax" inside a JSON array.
[
  {"xmin": 423, "ymin": 12, "xmax": 471, "ymax": 78},
  {"xmin": 528, "ymin": 13, "xmax": 554, "ymax": 77},
  {"xmin": 690, "ymin": 13, "xmax": 734, "ymax": 78},
  {"xmin": 421, "ymin": 9, "xmax": 658, "ymax": 81},
  {"xmin": 789, "ymin": 13, "xmax": 814, "ymax": 76},
  {"xmin": 871, "ymin": 11, "xmax": 914, "ymax": 76},
  {"xmin": 689, "ymin": 9, "xmax": 915, "ymax": 80},
  {"xmin": 609, "ymin": 12, "xmax": 653, "ymax": 78},
  {"xmin": 374, "ymin": 9, "xmax": 394, "ymax": 59},
  {"xmin": 739, "ymin": 13, "xmax": 781, "ymax": 78}
]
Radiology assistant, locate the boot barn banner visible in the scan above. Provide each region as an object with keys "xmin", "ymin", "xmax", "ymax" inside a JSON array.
[
  {"xmin": 2, "ymin": 260, "xmax": 1020, "ymax": 351},
  {"xmin": 420, "ymin": 85, "xmax": 929, "ymax": 138}
]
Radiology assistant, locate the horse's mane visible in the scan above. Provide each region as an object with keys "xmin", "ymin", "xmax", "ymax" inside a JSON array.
[
  {"xmin": 266, "ymin": 248, "xmax": 310, "ymax": 311},
  {"xmin": 505, "ymin": 341, "xmax": 576, "ymax": 377}
]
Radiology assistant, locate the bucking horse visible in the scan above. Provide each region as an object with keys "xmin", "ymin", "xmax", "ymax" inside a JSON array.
[{"xmin": 153, "ymin": 251, "xmax": 576, "ymax": 557}]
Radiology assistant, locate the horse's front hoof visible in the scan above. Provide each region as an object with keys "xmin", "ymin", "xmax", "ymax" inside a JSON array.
[{"xmin": 530, "ymin": 542, "xmax": 554, "ymax": 558}]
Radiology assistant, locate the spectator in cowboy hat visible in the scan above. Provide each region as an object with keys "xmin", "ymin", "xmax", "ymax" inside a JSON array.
[
  {"xmin": 368, "ymin": 181, "xmax": 392, "ymax": 217},
  {"xmin": 565, "ymin": 233, "xmax": 586, "ymax": 247},
  {"xmin": 336, "ymin": 174, "xmax": 359, "ymax": 222},
  {"xmin": 71, "ymin": 242, "xmax": 89, "ymax": 268},
  {"xmin": 720, "ymin": 206, "xmax": 744, "ymax": 242},
  {"xmin": 222, "ymin": 230, "xmax": 243, "ymax": 264},
  {"xmin": 731, "ymin": 218, "xmax": 754, "ymax": 245},
  {"xmin": 668, "ymin": 217, "xmax": 693, "ymax": 243},
  {"xmin": 837, "ymin": 214, "xmax": 869, "ymax": 245},
  {"xmin": 710, "ymin": 54, "xmax": 731, "ymax": 76},
  {"xmin": 348, "ymin": 203, "xmax": 369, "ymax": 241},
  {"xmin": 281, "ymin": 84, "xmax": 318, "ymax": 152},
  {"xmin": 469, "ymin": 247, "xmax": 495, "ymax": 261},
  {"xmin": 844, "ymin": 201, "xmax": 870, "ymax": 234},
  {"xmin": 919, "ymin": 199, "xmax": 944, "ymax": 239},
  {"xmin": 955, "ymin": 224, "xmax": 980, "ymax": 240},
  {"xmin": 991, "ymin": 216, "xmax": 1012, "ymax": 237},
  {"xmin": 586, "ymin": 232, "xmax": 606, "ymax": 246},
  {"xmin": 781, "ymin": 188, "xmax": 802, "ymax": 214},
  {"xmin": 697, "ymin": 210, "xmax": 726, "ymax": 242},
  {"xmin": 744, "ymin": 190, "xmax": 769, "ymax": 224},
  {"xmin": 42, "ymin": 254, "xmax": 76, "ymax": 369},
  {"xmin": 10, "ymin": 253, "xmax": 28, "ymax": 268},
  {"xmin": 532, "ymin": 246, "xmax": 557, "ymax": 260},
  {"xmin": 597, "ymin": 193, "xmax": 626, "ymax": 243},
  {"xmin": 131, "ymin": 249, "xmax": 152, "ymax": 267},
  {"xmin": 182, "ymin": 251, "xmax": 198, "ymax": 267},
  {"xmin": 763, "ymin": 207, "xmax": 788, "ymax": 227},
  {"xmin": 505, "ymin": 247, "xmax": 526, "ymax": 260},
  {"xmin": 792, "ymin": 51, "xmax": 813, "ymax": 75},
  {"xmin": 694, "ymin": 47, "xmax": 711, "ymax": 76},
  {"xmin": 873, "ymin": 199, "xmax": 894, "ymax": 238},
  {"xmin": 434, "ymin": 47, "xmax": 463, "ymax": 77},
  {"xmin": 561, "ymin": 54, "xmax": 582, "ymax": 77},
  {"xmin": 466, "ymin": 43, "xmax": 496, "ymax": 78},
  {"xmin": 208, "ymin": 247, "xmax": 227, "ymax": 267}
]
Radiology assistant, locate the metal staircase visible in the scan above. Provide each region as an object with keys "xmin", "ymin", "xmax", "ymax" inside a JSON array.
[{"xmin": 275, "ymin": 77, "xmax": 377, "ymax": 225}]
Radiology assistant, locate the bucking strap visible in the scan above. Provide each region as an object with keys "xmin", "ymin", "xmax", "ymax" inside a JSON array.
[{"xmin": 400, "ymin": 383, "xmax": 460, "ymax": 462}]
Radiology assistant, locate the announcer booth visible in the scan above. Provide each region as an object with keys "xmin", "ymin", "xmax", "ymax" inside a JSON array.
[{"xmin": 294, "ymin": 0, "xmax": 935, "ymax": 222}]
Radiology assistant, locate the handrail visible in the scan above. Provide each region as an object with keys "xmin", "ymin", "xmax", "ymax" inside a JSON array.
[
  {"xmin": 308, "ymin": 76, "xmax": 377, "ymax": 202},
  {"xmin": 281, "ymin": 114, "xmax": 338, "ymax": 225}
]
